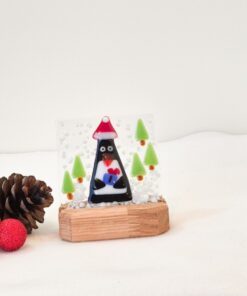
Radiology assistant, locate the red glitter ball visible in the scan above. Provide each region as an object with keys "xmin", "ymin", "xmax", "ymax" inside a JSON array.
[{"xmin": 0, "ymin": 219, "xmax": 27, "ymax": 252}]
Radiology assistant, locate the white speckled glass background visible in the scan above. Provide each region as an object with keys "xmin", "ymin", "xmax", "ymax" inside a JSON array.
[{"xmin": 57, "ymin": 114, "xmax": 160, "ymax": 204}]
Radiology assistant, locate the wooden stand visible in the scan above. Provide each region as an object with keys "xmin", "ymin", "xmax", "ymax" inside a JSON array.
[{"xmin": 59, "ymin": 201, "xmax": 169, "ymax": 242}]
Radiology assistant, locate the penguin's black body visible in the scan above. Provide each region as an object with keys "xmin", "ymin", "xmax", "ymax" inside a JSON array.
[{"xmin": 89, "ymin": 139, "xmax": 132, "ymax": 203}]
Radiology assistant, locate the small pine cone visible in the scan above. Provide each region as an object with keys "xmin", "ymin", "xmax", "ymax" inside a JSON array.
[{"xmin": 0, "ymin": 173, "xmax": 53, "ymax": 234}]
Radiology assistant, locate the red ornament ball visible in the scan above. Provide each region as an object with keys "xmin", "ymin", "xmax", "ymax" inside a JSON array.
[{"xmin": 0, "ymin": 219, "xmax": 27, "ymax": 252}]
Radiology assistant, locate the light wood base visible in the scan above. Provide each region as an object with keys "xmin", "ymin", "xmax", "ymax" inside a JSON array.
[{"xmin": 59, "ymin": 201, "xmax": 169, "ymax": 242}]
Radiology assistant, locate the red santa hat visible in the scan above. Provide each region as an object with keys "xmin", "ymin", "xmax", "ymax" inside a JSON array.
[{"xmin": 92, "ymin": 116, "xmax": 118, "ymax": 140}]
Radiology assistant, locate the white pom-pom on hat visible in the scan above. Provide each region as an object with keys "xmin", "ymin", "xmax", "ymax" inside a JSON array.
[{"xmin": 102, "ymin": 116, "xmax": 110, "ymax": 123}]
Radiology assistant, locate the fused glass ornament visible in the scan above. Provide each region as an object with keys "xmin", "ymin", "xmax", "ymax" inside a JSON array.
[
  {"xmin": 131, "ymin": 153, "xmax": 146, "ymax": 181},
  {"xmin": 62, "ymin": 171, "xmax": 75, "ymax": 200},
  {"xmin": 57, "ymin": 114, "xmax": 159, "ymax": 205},
  {"xmin": 88, "ymin": 116, "xmax": 132, "ymax": 203},
  {"xmin": 135, "ymin": 119, "xmax": 149, "ymax": 146},
  {"xmin": 58, "ymin": 115, "xmax": 170, "ymax": 243},
  {"xmin": 144, "ymin": 143, "xmax": 159, "ymax": 170},
  {"xmin": 72, "ymin": 155, "xmax": 86, "ymax": 183}
]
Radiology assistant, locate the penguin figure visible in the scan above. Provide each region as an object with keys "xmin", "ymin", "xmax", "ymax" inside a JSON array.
[{"xmin": 89, "ymin": 116, "xmax": 132, "ymax": 203}]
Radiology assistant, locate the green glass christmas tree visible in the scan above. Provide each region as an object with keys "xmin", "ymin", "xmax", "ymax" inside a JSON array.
[
  {"xmin": 144, "ymin": 143, "xmax": 159, "ymax": 170},
  {"xmin": 135, "ymin": 119, "xmax": 149, "ymax": 146},
  {"xmin": 72, "ymin": 155, "xmax": 86, "ymax": 183},
  {"xmin": 62, "ymin": 171, "xmax": 75, "ymax": 200},
  {"xmin": 131, "ymin": 153, "xmax": 146, "ymax": 181}
]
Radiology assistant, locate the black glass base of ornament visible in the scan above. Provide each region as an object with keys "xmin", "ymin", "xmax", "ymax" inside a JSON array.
[{"xmin": 89, "ymin": 193, "xmax": 132, "ymax": 204}]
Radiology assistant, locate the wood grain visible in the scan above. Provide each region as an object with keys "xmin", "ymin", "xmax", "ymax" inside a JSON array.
[{"xmin": 59, "ymin": 201, "xmax": 169, "ymax": 242}]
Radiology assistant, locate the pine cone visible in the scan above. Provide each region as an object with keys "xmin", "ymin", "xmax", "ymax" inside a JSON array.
[{"xmin": 0, "ymin": 173, "xmax": 53, "ymax": 234}]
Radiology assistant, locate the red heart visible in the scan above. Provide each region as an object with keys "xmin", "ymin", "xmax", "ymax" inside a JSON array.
[{"xmin": 108, "ymin": 168, "xmax": 120, "ymax": 175}]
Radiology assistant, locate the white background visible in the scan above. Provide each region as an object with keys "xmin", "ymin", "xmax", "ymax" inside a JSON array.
[
  {"xmin": 0, "ymin": 2, "xmax": 247, "ymax": 295},
  {"xmin": 0, "ymin": 0, "xmax": 247, "ymax": 152}
]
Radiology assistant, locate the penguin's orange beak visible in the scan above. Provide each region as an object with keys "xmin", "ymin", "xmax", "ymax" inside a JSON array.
[{"xmin": 103, "ymin": 153, "xmax": 113, "ymax": 166}]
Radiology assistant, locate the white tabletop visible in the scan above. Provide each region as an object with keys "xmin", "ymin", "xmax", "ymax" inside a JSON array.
[{"xmin": 1, "ymin": 132, "xmax": 246, "ymax": 296}]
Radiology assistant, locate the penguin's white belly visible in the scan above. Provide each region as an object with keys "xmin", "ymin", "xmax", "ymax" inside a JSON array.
[{"xmin": 94, "ymin": 160, "xmax": 127, "ymax": 195}]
